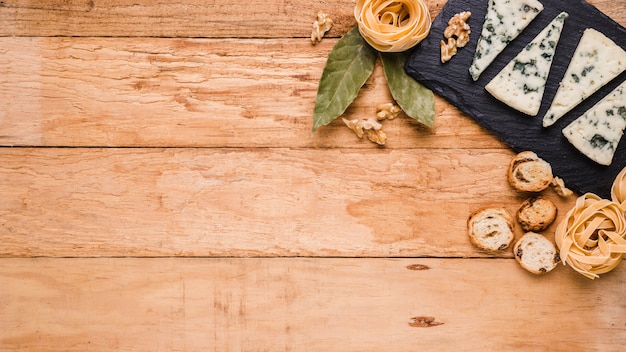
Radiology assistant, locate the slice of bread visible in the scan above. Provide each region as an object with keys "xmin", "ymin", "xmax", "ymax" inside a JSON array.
[
  {"xmin": 514, "ymin": 232, "xmax": 559, "ymax": 274},
  {"xmin": 468, "ymin": 207, "xmax": 515, "ymax": 251},
  {"xmin": 508, "ymin": 151, "xmax": 553, "ymax": 192},
  {"xmin": 516, "ymin": 196, "xmax": 558, "ymax": 232}
]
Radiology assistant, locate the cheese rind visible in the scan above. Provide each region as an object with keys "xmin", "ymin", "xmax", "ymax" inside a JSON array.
[
  {"xmin": 562, "ymin": 80, "xmax": 626, "ymax": 166},
  {"xmin": 469, "ymin": 0, "xmax": 544, "ymax": 81},
  {"xmin": 543, "ymin": 28, "xmax": 626, "ymax": 127},
  {"xmin": 485, "ymin": 12, "xmax": 568, "ymax": 116}
]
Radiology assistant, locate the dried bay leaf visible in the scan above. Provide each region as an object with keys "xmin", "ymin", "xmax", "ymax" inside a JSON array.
[
  {"xmin": 312, "ymin": 27, "xmax": 377, "ymax": 132},
  {"xmin": 380, "ymin": 51, "xmax": 435, "ymax": 128}
]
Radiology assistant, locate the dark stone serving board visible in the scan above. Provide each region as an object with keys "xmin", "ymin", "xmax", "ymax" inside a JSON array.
[{"xmin": 405, "ymin": 0, "xmax": 626, "ymax": 199}]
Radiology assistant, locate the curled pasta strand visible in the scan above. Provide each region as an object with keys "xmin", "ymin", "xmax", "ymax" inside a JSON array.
[
  {"xmin": 554, "ymin": 193, "xmax": 626, "ymax": 279},
  {"xmin": 611, "ymin": 166, "xmax": 626, "ymax": 208},
  {"xmin": 355, "ymin": 0, "xmax": 431, "ymax": 52}
]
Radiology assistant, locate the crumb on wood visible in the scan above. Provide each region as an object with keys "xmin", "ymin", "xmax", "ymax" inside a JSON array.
[{"xmin": 551, "ymin": 177, "xmax": 574, "ymax": 197}]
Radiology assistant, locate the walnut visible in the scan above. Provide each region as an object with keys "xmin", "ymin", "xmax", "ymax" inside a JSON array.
[
  {"xmin": 376, "ymin": 103, "xmax": 402, "ymax": 120},
  {"xmin": 361, "ymin": 118, "xmax": 382, "ymax": 131},
  {"xmin": 342, "ymin": 118, "xmax": 365, "ymax": 138},
  {"xmin": 440, "ymin": 38, "xmax": 458, "ymax": 63},
  {"xmin": 342, "ymin": 117, "xmax": 387, "ymax": 145},
  {"xmin": 441, "ymin": 11, "xmax": 471, "ymax": 62},
  {"xmin": 445, "ymin": 23, "xmax": 470, "ymax": 48},
  {"xmin": 366, "ymin": 129, "xmax": 387, "ymax": 145},
  {"xmin": 311, "ymin": 11, "xmax": 333, "ymax": 44}
]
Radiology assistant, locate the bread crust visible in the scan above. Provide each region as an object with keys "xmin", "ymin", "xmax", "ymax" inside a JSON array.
[
  {"xmin": 467, "ymin": 207, "xmax": 515, "ymax": 251},
  {"xmin": 514, "ymin": 232, "xmax": 559, "ymax": 274},
  {"xmin": 508, "ymin": 151, "xmax": 553, "ymax": 192},
  {"xmin": 516, "ymin": 196, "xmax": 558, "ymax": 232}
]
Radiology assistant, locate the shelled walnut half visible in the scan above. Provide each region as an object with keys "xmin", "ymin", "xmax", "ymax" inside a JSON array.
[
  {"xmin": 342, "ymin": 117, "xmax": 388, "ymax": 146},
  {"xmin": 311, "ymin": 11, "xmax": 333, "ymax": 44},
  {"xmin": 376, "ymin": 103, "xmax": 402, "ymax": 120},
  {"xmin": 440, "ymin": 11, "xmax": 471, "ymax": 63}
]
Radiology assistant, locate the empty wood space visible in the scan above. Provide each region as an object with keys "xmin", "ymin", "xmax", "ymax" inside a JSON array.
[{"xmin": 1, "ymin": 0, "xmax": 624, "ymax": 350}]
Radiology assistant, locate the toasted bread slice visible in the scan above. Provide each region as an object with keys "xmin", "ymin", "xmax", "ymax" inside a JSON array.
[
  {"xmin": 514, "ymin": 232, "xmax": 559, "ymax": 274},
  {"xmin": 468, "ymin": 207, "xmax": 515, "ymax": 251},
  {"xmin": 508, "ymin": 151, "xmax": 553, "ymax": 192},
  {"xmin": 516, "ymin": 196, "xmax": 558, "ymax": 232}
]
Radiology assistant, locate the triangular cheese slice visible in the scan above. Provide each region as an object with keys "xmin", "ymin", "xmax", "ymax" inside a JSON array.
[
  {"xmin": 485, "ymin": 12, "xmax": 568, "ymax": 116},
  {"xmin": 469, "ymin": 0, "xmax": 544, "ymax": 81},
  {"xmin": 562, "ymin": 80, "xmax": 626, "ymax": 166},
  {"xmin": 543, "ymin": 28, "xmax": 626, "ymax": 127}
]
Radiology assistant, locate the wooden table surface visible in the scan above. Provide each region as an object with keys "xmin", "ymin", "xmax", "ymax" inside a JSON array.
[{"xmin": 1, "ymin": 0, "xmax": 624, "ymax": 350}]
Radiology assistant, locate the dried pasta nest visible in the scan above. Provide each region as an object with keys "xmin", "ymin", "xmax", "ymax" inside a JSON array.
[
  {"xmin": 554, "ymin": 192, "xmax": 626, "ymax": 279},
  {"xmin": 354, "ymin": 0, "xmax": 431, "ymax": 52}
]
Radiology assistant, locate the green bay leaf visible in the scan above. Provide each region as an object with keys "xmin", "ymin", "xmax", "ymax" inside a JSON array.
[
  {"xmin": 380, "ymin": 51, "xmax": 435, "ymax": 128},
  {"xmin": 312, "ymin": 27, "xmax": 377, "ymax": 132}
]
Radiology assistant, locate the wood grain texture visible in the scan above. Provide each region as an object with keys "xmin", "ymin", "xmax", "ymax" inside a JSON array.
[
  {"xmin": 1, "ymin": 258, "xmax": 624, "ymax": 351},
  {"xmin": 0, "ymin": 0, "xmax": 620, "ymax": 148},
  {"xmin": 0, "ymin": 0, "xmax": 620, "ymax": 37},
  {"xmin": 0, "ymin": 0, "xmax": 448, "ymax": 38},
  {"xmin": 0, "ymin": 37, "xmax": 501, "ymax": 148},
  {"xmin": 1, "ymin": 0, "xmax": 624, "ymax": 349},
  {"xmin": 1, "ymin": 147, "xmax": 578, "ymax": 257}
]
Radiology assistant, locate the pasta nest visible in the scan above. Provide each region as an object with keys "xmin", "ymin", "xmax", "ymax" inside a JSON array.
[
  {"xmin": 354, "ymin": 0, "xmax": 431, "ymax": 52},
  {"xmin": 555, "ymin": 167, "xmax": 626, "ymax": 279}
]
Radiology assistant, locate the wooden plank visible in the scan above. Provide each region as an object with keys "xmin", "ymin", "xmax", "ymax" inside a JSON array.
[
  {"xmin": 1, "ymin": 0, "xmax": 622, "ymax": 148},
  {"xmin": 0, "ymin": 0, "xmax": 447, "ymax": 37},
  {"xmin": 1, "ymin": 257, "xmax": 624, "ymax": 351},
  {"xmin": 0, "ymin": 37, "xmax": 500, "ymax": 148},
  {"xmin": 0, "ymin": 147, "xmax": 577, "ymax": 257},
  {"xmin": 0, "ymin": 0, "xmax": 621, "ymax": 37}
]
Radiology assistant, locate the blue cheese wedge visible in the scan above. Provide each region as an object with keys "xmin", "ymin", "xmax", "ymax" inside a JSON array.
[
  {"xmin": 485, "ymin": 12, "xmax": 568, "ymax": 116},
  {"xmin": 562, "ymin": 80, "xmax": 626, "ymax": 166},
  {"xmin": 543, "ymin": 28, "xmax": 626, "ymax": 127},
  {"xmin": 469, "ymin": 0, "xmax": 544, "ymax": 81}
]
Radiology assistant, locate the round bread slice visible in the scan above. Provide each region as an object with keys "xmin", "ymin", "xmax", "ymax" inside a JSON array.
[
  {"xmin": 468, "ymin": 207, "xmax": 515, "ymax": 251},
  {"xmin": 516, "ymin": 196, "xmax": 558, "ymax": 232},
  {"xmin": 514, "ymin": 232, "xmax": 559, "ymax": 274},
  {"xmin": 508, "ymin": 151, "xmax": 553, "ymax": 192}
]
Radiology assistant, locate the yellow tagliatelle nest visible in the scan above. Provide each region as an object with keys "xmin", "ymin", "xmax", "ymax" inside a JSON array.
[
  {"xmin": 555, "ymin": 188, "xmax": 626, "ymax": 279},
  {"xmin": 354, "ymin": 0, "xmax": 431, "ymax": 52}
]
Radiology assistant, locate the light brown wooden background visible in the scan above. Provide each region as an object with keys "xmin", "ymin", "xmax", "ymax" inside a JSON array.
[{"xmin": 1, "ymin": 0, "xmax": 624, "ymax": 350}]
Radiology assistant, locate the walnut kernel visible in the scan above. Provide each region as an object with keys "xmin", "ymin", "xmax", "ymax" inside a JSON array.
[
  {"xmin": 342, "ymin": 117, "xmax": 387, "ymax": 145},
  {"xmin": 376, "ymin": 103, "xmax": 402, "ymax": 120},
  {"xmin": 440, "ymin": 38, "xmax": 457, "ymax": 63},
  {"xmin": 311, "ymin": 11, "xmax": 333, "ymax": 44},
  {"xmin": 361, "ymin": 118, "xmax": 383, "ymax": 131},
  {"xmin": 342, "ymin": 118, "xmax": 365, "ymax": 138},
  {"xmin": 440, "ymin": 11, "xmax": 471, "ymax": 62},
  {"xmin": 365, "ymin": 129, "xmax": 387, "ymax": 145}
]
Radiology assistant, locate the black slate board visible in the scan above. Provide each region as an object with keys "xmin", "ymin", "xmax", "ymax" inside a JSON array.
[{"xmin": 405, "ymin": 0, "xmax": 626, "ymax": 199}]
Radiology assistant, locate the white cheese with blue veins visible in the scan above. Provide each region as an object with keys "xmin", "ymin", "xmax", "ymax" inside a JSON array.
[
  {"xmin": 562, "ymin": 80, "xmax": 626, "ymax": 166},
  {"xmin": 543, "ymin": 28, "xmax": 626, "ymax": 127},
  {"xmin": 469, "ymin": 0, "xmax": 544, "ymax": 81},
  {"xmin": 485, "ymin": 12, "xmax": 568, "ymax": 116}
]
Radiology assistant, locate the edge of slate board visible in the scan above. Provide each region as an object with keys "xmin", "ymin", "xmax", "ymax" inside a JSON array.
[{"xmin": 405, "ymin": 0, "xmax": 626, "ymax": 199}]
